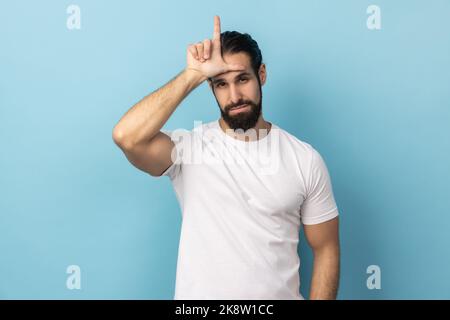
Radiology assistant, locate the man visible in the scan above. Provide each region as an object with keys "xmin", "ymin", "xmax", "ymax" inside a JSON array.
[{"xmin": 113, "ymin": 16, "xmax": 340, "ymax": 300}]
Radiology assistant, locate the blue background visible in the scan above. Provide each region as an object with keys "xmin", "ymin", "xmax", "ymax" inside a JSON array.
[{"xmin": 1, "ymin": 0, "xmax": 449, "ymax": 299}]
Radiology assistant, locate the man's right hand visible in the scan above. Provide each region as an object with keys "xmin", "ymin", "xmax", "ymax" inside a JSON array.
[{"xmin": 186, "ymin": 16, "xmax": 246, "ymax": 80}]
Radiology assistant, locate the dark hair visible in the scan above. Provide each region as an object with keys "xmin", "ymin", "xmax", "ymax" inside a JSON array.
[{"xmin": 220, "ymin": 31, "xmax": 263, "ymax": 78}]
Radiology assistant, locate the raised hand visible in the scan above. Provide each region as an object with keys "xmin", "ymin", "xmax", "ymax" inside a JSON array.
[{"xmin": 186, "ymin": 16, "xmax": 246, "ymax": 79}]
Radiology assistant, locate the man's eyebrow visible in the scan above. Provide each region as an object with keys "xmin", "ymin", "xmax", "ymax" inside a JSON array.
[{"xmin": 211, "ymin": 72, "xmax": 251, "ymax": 84}]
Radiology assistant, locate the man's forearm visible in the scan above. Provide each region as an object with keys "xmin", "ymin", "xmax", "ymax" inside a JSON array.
[
  {"xmin": 309, "ymin": 245, "xmax": 340, "ymax": 300},
  {"xmin": 113, "ymin": 68, "xmax": 206, "ymax": 148}
]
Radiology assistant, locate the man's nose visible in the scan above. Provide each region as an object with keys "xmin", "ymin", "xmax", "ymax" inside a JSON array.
[{"xmin": 229, "ymin": 84, "xmax": 243, "ymax": 104}]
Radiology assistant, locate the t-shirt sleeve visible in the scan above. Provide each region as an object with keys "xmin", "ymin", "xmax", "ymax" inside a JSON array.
[
  {"xmin": 300, "ymin": 147, "xmax": 339, "ymax": 225},
  {"xmin": 158, "ymin": 129, "xmax": 182, "ymax": 180}
]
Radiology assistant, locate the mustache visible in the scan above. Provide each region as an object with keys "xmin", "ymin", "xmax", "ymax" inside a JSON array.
[{"xmin": 224, "ymin": 100, "xmax": 255, "ymax": 112}]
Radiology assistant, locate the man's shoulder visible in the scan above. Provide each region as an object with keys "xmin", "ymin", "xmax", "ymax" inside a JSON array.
[
  {"xmin": 192, "ymin": 120, "xmax": 219, "ymax": 133},
  {"xmin": 275, "ymin": 125, "xmax": 331, "ymax": 176},
  {"xmin": 275, "ymin": 124, "xmax": 316, "ymax": 154}
]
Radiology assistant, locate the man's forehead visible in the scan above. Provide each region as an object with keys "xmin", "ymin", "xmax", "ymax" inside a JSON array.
[{"xmin": 211, "ymin": 70, "xmax": 252, "ymax": 83}]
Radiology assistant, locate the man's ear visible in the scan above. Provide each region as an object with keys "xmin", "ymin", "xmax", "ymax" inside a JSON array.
[{"xmin": 258, "ymin": 63, "xmax": 267, "ymax": 86}]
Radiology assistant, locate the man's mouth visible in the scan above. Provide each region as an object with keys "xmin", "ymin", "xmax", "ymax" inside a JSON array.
[{"xmin": 229, "ymin": 104, "xmax": 250, "ymax": 114}]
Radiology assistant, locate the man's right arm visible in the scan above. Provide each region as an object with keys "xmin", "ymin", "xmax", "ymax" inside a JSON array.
[
  {"xmin": 112, "ymin": 16, "xmax": 244, "ymax": 177},
  {"xmin": 112, "ymin": 69, "xmax": 206, "ymax": 176}
]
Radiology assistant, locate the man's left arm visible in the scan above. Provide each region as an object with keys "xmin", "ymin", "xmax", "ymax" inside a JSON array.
[{"xmin": 304, "ymin": 216, "xmax": 340, "ymax": 300}]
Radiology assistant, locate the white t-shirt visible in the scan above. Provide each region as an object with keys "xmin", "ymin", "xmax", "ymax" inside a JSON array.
[{"xmin": 159, "ymin": 120, "xmax": 339, "ymax": 300}]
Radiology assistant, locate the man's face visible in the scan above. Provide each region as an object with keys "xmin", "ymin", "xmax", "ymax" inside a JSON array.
[{"xmin": 209, "ymin": 52, "xmax": 266, "ymax": 131}]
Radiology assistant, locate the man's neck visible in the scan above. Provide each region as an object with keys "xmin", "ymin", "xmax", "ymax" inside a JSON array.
[{"xmin": 218, "ymin": 116, "xmax": 272, "ymax": 142}]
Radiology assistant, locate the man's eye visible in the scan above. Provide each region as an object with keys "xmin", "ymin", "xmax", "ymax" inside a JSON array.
[
  {"xmin": 239, "ymin": 78, "xmax": 248, "ymax": 83},
  {"xmin": 217, "ymin": 82, "xmax": 226, "ymax": 88}
]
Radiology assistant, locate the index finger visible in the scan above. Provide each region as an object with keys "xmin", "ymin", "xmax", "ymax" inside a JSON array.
[{"xmin": 213, "ymin": 15, "xmax": 221, "ymax": 41}]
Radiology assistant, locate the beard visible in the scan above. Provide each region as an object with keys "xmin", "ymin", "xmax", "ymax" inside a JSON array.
[{"xmin": 216, "ymin": 86, "xmax": 263, "ymax": 132}]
